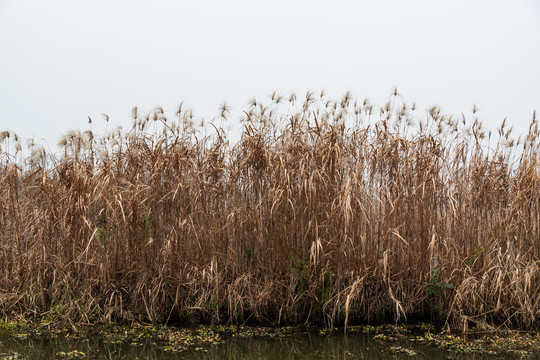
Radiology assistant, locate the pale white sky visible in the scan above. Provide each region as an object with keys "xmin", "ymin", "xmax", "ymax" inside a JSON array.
[{"xmin": 1, "ymin": 0, "xmax": 539, "ymax": 149}]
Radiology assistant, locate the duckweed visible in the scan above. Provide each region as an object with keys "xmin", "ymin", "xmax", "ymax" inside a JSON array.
[{"xmin": 361, "ymin": 323, "xmax": 540, "ymax": 356}]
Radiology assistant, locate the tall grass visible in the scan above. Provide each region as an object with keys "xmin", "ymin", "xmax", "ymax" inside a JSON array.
[{"xmin": 0, "ymin": 92, "xmax": 538, "ymax": 330}]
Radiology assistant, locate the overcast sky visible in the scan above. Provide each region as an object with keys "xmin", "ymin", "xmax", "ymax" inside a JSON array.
[{"xmin": 1, "ymin": 0, "xmax": 539, "ymax": 149}]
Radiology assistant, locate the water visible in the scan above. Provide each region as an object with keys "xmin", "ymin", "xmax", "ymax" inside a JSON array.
[{"xmin": 2, "ymin": 330, "xmax": 538, "ymax": 360}]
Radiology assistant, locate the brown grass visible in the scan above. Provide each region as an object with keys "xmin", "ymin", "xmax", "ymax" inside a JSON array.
[{"xmin": 0, "ymin": 92, "xmax": 539, "ymax": 330}]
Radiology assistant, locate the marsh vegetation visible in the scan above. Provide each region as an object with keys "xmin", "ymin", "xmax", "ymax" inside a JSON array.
[{"xmin": 0, "ymin": 91, "xmax": 538, "ymax": 331}]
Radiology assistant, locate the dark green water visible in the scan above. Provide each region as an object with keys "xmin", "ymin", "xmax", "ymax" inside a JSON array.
[{"xmin": 2, "ymin": 331, "xmax": 539, "ymax": 360}]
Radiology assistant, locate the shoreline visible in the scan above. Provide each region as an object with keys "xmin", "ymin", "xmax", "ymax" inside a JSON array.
[{"xmin": 1, "ymin": 319, "xmax": 540, "ymax": 357}]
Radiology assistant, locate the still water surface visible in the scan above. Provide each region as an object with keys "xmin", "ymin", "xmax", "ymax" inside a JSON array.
[{"xmin": 1, "ymin": 331, "xmax": 538, "ymax": 359}]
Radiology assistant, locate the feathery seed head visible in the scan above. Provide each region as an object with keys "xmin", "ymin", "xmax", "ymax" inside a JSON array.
[
  {"xmin": 219, "ymin": 102, "xmax": 231, "ymax": 120},
  {"xmin": 57, "ymin": 135, "xmax": 68, "ymax": 147},
  {"xmin": 176, "ymin": 101, "xmax": 184, "ymax": 116},
  {"xmin": 0, "ymin": 131, "xmax": 10, "ymax": 142}
]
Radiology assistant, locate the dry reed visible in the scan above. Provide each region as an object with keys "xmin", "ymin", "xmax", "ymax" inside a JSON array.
[{"xmin": 0, "ymin": 92, "xmax": 538, "ymax": 330}]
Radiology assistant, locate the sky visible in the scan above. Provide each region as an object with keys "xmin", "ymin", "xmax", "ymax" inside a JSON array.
[{"xmin": 0, "ymin": 0, "xmax": 539, "ymax": 150}]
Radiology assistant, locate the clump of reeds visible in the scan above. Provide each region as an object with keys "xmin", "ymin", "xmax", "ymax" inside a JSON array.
[{"xmin": 0, "ymin": 92, "xmax": 538, "ymax": 331}]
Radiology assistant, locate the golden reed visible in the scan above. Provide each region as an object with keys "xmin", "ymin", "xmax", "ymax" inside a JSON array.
[{"xmin": 0, "ymin": 91, "xmax": 538, "ymax": 330}]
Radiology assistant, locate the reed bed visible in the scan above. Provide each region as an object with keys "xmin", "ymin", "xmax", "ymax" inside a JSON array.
[{"xmin": 0, "ymin": 92, "xmax": 539, "ymax": 330}]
